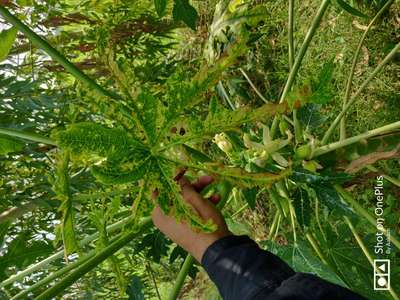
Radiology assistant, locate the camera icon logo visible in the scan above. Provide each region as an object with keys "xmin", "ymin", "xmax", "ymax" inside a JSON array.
[{"xmin": 374, "ymin": 259, "xmax": 390, "ymax": 290}]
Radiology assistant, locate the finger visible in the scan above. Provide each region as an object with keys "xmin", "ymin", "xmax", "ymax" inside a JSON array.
[
  {"xmin": 151, "ymin": 190, "xmax": 159, "ymax": 201},
  {"xmin": 192, "ymin": 175, "xmax": 214, "ymax": 192},
  {"xmin": 152, "ymin": 205, "xmax": 178, "ymax": 228},
  {"xmin": 178, "ymin": 177, "xmax": 215, "ymax": 219}
]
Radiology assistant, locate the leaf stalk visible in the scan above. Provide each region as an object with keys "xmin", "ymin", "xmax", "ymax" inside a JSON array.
[{"xmin": 314, "ymin": 121, "xmax": 400, "ymax": 157}]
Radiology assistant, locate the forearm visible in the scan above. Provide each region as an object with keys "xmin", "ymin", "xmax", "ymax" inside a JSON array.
[{"xmin": 201, "ymin": 235, "xmax": 367, "ymax": 300}]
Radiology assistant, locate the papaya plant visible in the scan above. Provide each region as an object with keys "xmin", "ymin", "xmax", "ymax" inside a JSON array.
[{"xmin": 0, "ymin": 0, "xmax": 399, "ymax": 299}]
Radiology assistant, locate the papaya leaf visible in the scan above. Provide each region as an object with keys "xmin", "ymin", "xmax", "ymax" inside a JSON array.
[
  {"xmin": 0, "ymin": 26, "xmax": 17, "ymax": 62},
  {"xmin": 291, "ymin": 168, "xmax": 352, "ymax": 185},
  {"xmin": 53, "ymin": 122, "xmax": 144, "ymax": 159},
  {"xmin": 91, "ymin": 161, "xmax": 148, "ymax": 185},
  {"xmin": 182, "ymin": 144, "xmax": 213, "ymax": 162},
  {"xmin": 297, "ymin": 103, "xmax": 327, "ymax": 129},
  {"xmin": 309, "ymin": 60, "xmax": 335, "ymax": 105},
  {"xmin": 311, "ymin": 183, "xmax": 354, "ymax": 216},
  {"xmin": 53, "ymin": 151, "xmax": 78, "ymax": 255},
  {"xmin": 225, "ymin": 218, "xmax": 251, "ymax": 235},
  {"xmin": 126, "ymin": 275, "xmax": 145, "ymax": 300},
  {"xmin": 336, "ymin": 0, "xmax": 368, "ymax": 18},
  {"xmin": 293, "ymin": 188, "xmax": 311, "ymax": 228},
  {"xmin": 0, "ymin": 134, "xmax": 24, "ymax": 155},
  {"xmin": 172, "ymin": 0, "xmax": 198, "ymax": 30},
  {"xmin": 242, "ymin": 188, "xmax": 257, "ymax": 210},
  {"xmin": 138, "ymin": 91, "xmax": 159, "ymax": 145},
  {"xmin": 287, "ymin": 61, "xmax": 334, "ymax": 107},
  {"xmin": 0, "ymin": 233, "xmax": 53, "ymax": 281},
  {"xmin": 154, "ymin": 0, "xmax": 167, "ymax": 16},
  {"xmin": 0, "ymin": 221, "xmax": 10, "ymax": 247},
  {"xmin": 264, "ymin": 240, "xmax": 347, "ymax": 287},
  {"xmin": 135, "ymin": 230, "xmax": 169, "ymax": 263},
  {"xmin": 181, "ymin": 102, "xmax": 287, "ymax": 143}
]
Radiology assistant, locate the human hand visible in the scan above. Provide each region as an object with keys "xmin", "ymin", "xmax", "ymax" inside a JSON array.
[{"xmin": 151, "ymin": 175, "xmax": 232, "ymax": 262}]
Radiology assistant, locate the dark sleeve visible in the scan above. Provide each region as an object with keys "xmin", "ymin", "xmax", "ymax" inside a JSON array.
[{"xmin": 201, "ymin": 235, "xmax": 367, "ymax": 300}]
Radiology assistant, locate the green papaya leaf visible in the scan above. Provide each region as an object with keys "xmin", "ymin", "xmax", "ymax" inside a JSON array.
[
  {"xmin": 173, "ymin": 0, "xmax": 198, "ymax": 30},
  {"xmin": 54, "ymin": 152, "xmax": 79, "ymax": 255},
  {"xmin": 126, "ymin": 275, "xmax": 145, "ymax": 300},
  {"xmin": 169, "ymin": 245, "xmax": 186, "ymax": 263},
  {"xmin": 226, "ymin": 218, "xmax": 251, "ymax": 235},
  {"xmin": 0, "ymin": 27, "xmax": 17, "ymax": 62},
  {"xmin": 292, "ymin": 168, "xmax": 352, "ymax": 185},
  {"xmin": 242, "ymin": 188, "xmax": 257, "ymax": 210},
  {"xmin": 183, "ymin": 144, "xmax": 213, "ymax": 162},
  {"xmin": 154, "ymin": 0, "xmax": 167, "ymax": 16},
  {"xmin": 309, "ymin": 60, "xmax": 335, "ymax": 104},
  {"xmin": 138, "ymin": 91, "xmax": 159, "ymax": 144},
  {"xmin": 0, "ymin": 222, "xmax": 10, "ymax": 248},
  {"xmin": 0, "ymin": 134, "xmax": 24, "ymax": 155},
  {"xmin": 263, "ymin": 240, "xmax": 347, "ymax": 287},
  {"xmin": 312, "ymin": 183, "xmax": 354, "ymax": 216},
  {"xmin": 297, "ymin": 104, "xmax": 327, "ymax": 129},
  {"xmin": 0, "ymin": 233, "xmax": 53, "ymax": 280},
  {"xmin": 336, "ymin": 0, "xmax": 368, "ymax": 18},
  {"xmin": 135, "ymin": 230, "xmax": 169, "ymax": 263},
  {"xmin": 91, "ymin": 160, "xmax": 148, "ymax": 185},
  {"xmin": 293, "ymin": 188, "xmax": 311, "ymax": 228}
]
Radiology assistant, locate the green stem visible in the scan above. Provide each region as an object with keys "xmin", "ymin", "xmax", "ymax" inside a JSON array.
[
  {"xmin": 322, "ymin": 42, "xmax": 400, "ymax": 144},
  {"xmin": 270, "ymin": 0, "xmax": 331, "ymax": 138},
  {"xmin": 239, "ymin": 68, "xmax": 269, "ymax": 104},
  {"xmin": 0, "ymin": 6, "xmax": 117, "ymax": 100},
  {"xmin": 267, "ymin": 210, "xmax": 280, "ymax": 240},
  {"xmin": 289, "ymin": 202, "xmax": 297, "ymax": 243},
  {"xmin": 273, "ymin": 213, "xmax": 282, "ymax": 240},
  {"xmin": 0, "ymin": 127, "xmax": 56, "ymax": 145},
  {"xmin": 217, "ymin": 81, "xmax": 235, "ymax": 110},
  {"xmin": 160, "ymin": 155, "xmax": 291, "ymax": 184},
  {"xmin": 288, "ymin": 0, "xmax": 295, "ymax": 70},
  {"xmin": 344, "ymin": 217, "xmax": 399, "ymax": 300},
  {"xmin": 34, "ymin": 217, "xmax": 152, "ymax": 300},
  {"xmin": 287, "ymin": 0, "xmax": 303, "ymax": 143},
  {"xmin": 293, "ymin": 109, "xmax": 303, "ymax": 143},
  {"xmin": 168, "ymin": 255, "xmax": 195, "ymax": 300},
  {"xmin": 305, "ymin": 233, "xmax": 329, "ymax": 266},
  {"xmin": 315, "ymin": 200, "xmax": 327, "ymax": 242},
  {"xmin": 340, "ymin": 0, "xmax": 394, "ymax": 140},
  {"xmin": 0, "ymin": 216, "xmax": 132, "ymax": 288},
  {"xmin": 314, "ymin": 121, "xmax": 400, "ymax": 157},
  {"xmin": 231, "ymin": 203, "xmax": 249, "ymax": 218},
  {"xmin": 10, "ymin": 249, "xmax": 95, "ymax": 300},
  {"xmin": 336, "ymin": 185, "xmax": 400, "ymax": 250}
]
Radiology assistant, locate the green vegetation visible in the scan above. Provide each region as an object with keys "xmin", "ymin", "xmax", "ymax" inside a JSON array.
[{"xmin": 0, "ymin": 0, "xmax": 399, "ymax": 299}]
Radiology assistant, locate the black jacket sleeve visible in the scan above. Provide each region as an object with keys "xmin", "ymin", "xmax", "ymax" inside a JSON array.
[{"xmin": 201, "ymin": 235, "xmax": 367, "ymax": 300}]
